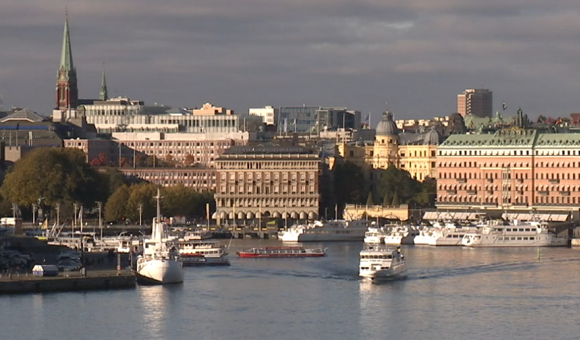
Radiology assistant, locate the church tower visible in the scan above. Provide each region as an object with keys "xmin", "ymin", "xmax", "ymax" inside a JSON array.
[
  {"xmin": 55, "ymin": 13, "xmax": 78, "ymax": 110},
  {"xmin": 99, "ymin": 63, "xmax": 108, "ymax": 101}
]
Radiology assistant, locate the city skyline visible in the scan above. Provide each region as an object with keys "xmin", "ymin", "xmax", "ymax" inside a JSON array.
[{"xmin": 1, "ymin": 1, "xmax": 580, "ymax": 120}]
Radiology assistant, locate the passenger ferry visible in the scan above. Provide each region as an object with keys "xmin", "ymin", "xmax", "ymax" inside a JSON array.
[
  {"xmin": 178, "ymin": 240, "xmax": 230, "ymax": 266},
  {"xmin": 364, "ymin": 225, "xmax": 387, "ymax": 244},
  {"xmin": 462, "ymin": 220, "xmax": 568, "ymax": 247},
  {"xmin": 359, "ymin": 245, "xmax": 407, "ymax": 280},
  {"xmin": 384, "ymin": 225, "xmax": 419, "ymax": 246},
  {"xmin": 278, "ymin": 219, "xmax": 369, "ymax": 242},
  {"xmin": 236, "ymin": 246, "xmax": 326, "ymax": 258}
]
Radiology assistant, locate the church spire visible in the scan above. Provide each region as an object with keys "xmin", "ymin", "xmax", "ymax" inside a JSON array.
[
  {"xmin": 99, "ymin": 63, "xmax": 108, "ymax": 101},
  {"xmin": 59, "ymin": 11, "xmax": 74, "ymax": 73},
  {"xmin": 55, "ymin": 10, "xmax": 78, "ymax": 110}
]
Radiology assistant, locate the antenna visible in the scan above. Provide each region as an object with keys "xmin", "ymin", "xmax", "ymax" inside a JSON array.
[{"xmin": 0, "ymin": 92, "xmax": 3, "ymax": 111}]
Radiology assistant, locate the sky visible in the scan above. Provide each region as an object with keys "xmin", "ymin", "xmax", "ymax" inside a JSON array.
[{"xmin": 1, "ymin": 0, "xmax": 580, "ymax": 121}]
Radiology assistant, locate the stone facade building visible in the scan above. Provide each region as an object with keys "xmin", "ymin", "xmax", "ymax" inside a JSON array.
[
  {"xmin": 214, "ymin": 144, "xmax": 321, "ymax": 224},
  {"xmin": 437, "ymin": 112, "xmax": 580, "ymax": 220}
]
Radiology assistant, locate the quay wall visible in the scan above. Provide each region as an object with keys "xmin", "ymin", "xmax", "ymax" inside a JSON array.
[{"xmin": 0, "ymin": 270, "xmax": 135, "ymax": 294}]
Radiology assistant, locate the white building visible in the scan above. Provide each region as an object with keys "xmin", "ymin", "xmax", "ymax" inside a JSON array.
[{"xmin": 249, "ymin": 106, "xmax": 278, "ymax": 126}]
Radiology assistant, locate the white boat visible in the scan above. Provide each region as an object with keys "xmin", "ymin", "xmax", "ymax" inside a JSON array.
[
  {"xmin": 178, "ymin": 240, "xmax": 230, "ymax": 266},
  {"xmin": 384, "ymin": 225, "xmax": 419, "ymax": 246},
  {"xmin": 278, "ymin": 219, "xmax": 369, "ymax": 242},
  {"xmin": 359, "ymin": 245, "xmax": 407, "ymax": 280},
  {"xmin": 462, "ymin": 220, "xmax": 568, "ymax": 247},
  {"xmin": 182, "ymin": 229, "xmax": 213, "ymax": 241},
  {"xmin": 413, "ymin": 226, "xmax": 439, "ymax": 245},
  {"xmin": 364, "ymin": 224, "xmax": 387, "ymax": 244},
  {"xmin": 135, "ymin": 190, "xmax": 184, "ymax": 285}
]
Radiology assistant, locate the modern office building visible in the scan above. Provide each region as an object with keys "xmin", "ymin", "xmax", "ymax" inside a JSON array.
[
  {"xmin": 249, "ymin": 106, "xmax": 278, "ymax": 126},
  {"xmin": 457, "ymin": 89, "xmax": 493, "ymax": 118}
]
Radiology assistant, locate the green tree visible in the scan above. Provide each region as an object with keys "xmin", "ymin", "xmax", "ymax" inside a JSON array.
[
  {"xmin": 162, "ymin": 184, "xmax": 199, "ymax": 217},
  {"xmin": 98, "ymin": 168, "xmax": 129, "ymax": 199},
  {"xmin": 104, "ymin": 185, "xmax": 130, "ymax": 222},
  {"xmin": 0, "ymin": 148, "xmax": 103, "ymax": 210},
  {"xmin": 333, "ymin": 161, "xmax": 367, "ymax": 207},
  {"xmin": 366, "ymin": 192, "xmax": 374, "ymax": 207},
  {"xmin": 126, "ymin": 183, "xmax": 159, "ymax": 222},
  {"xmin": 391, "ymin": 192, "xmax": 400, "ymax": 206},
  {"xmin": 412, "ymin": 177, "xmax": 437, "ymax": 208},
  {"xmin": 377, "ymin": 163, "xmax": 421, "ymax": 205}
]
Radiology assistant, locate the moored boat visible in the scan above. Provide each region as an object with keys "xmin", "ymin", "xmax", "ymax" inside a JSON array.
[
  {"xmin": 359, "ymin": 245, "xmax": 406, "ymax": 280},
  {"xmin": 135, "ymin": 189, "xmax": 184, "ymax": 285},
  {"xmin": 462, "ymin": 219, "xmax": 568, "ymax": 247},
  {"xmin": 236, "ymin": 246, "xmax": 326, "ymax": 258},
  {"xmin": 178, "ymin": 240, "xmax": 230, "ymax": 266},
  {"xmin": 278, "ymin": 219, "xmax": 369, "ymax": 242}
]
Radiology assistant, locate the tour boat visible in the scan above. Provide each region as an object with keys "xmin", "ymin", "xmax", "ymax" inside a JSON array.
[
  {"xmin": 461, "ymin": 220, "xmax": 568, "ymax": 247},
  {"xmin": 359, "ymin": 245, "xmax": 407, "ymax": 280},
  {"xmin": 178, "ymin": 240, "xmax": 230, "ymax": 266},
  {"xmin": 278, "ymin": 219, "xmax": 369, "ymax": 242},
  {"xmin": 236, "ymin": 246, "xmax": 326, "ymax": 258},
  {"xmin": 383, "ymin": 225, "xmax": 419, "ymax": 246},
  {"xmin": 135, "ymin": 190, "xmax": 184, "ymax": 285}
]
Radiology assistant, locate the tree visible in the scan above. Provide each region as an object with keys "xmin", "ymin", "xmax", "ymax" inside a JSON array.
[
  {"xmin": 377, "ymin": 163, "xmax": 421, "ymax": 205},
  {"xmin": 391, "ymin": 192, "xmax": 400, "ymax": 206},
  {"xmin": 0, "ymin": 148, "xmax": 103, "ymax": 210},
  {"xmin": 366, "ymin": 192, "xmax": 374, "ymax": 207},
  {"xmin": 412, "ymin": 177, "xmax": 437, "ymax": 208},
  {"xmin": 99, "ymin": 168, "xmax": 129, "ymax": 198},
  {"xmin": 126, "ymin": 183, "xmax": 159, "ymax": 222},
  {"xmin": 184, "ymin": 154, "xmax": 195, "ymax": 166},
  {"xmin": 333, "ymin": 161, "xmax": 367, "ymax": 205},
  {"xmin": 98, "ymin": 152, "xmax": 110, "ymax": 166},
  {"xmin": 104, "ymin": 185, "xmax": 130, "ymax": 222}
]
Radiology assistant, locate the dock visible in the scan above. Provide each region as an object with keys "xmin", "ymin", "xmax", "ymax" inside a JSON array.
[{"xmin": 0, "ymin": 269, "xmax": 136, "ymax": 294}]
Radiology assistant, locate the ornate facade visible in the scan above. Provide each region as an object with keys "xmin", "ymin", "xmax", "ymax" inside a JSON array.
[
  {"xmin": 339, "ymin": 112, "xmax": 441, "ymax": 198},
  {"xmin": 437, "ymin": 122, "xmax": 580, "ymax": 218},
  {"xmin": 214, "ymin": 144, "xmax": 321, "ymax": 224}
]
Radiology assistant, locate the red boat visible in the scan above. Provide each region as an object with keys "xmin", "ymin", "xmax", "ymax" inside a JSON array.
[{"xmin": 236, "ymin": 246, "xmax": 327, "ymax": 258}]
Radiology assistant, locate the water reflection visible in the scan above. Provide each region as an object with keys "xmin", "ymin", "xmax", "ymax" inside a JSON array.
[{"xmin": 138, "ymin": 285, "xmax": 183, "ymax": 339}]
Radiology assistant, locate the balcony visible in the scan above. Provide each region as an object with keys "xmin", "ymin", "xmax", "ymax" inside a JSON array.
[
  {"xmin": 456, "ymin": 178, "xmax": 467, "ymax": 184},
  {"xmin": 548, "ymin": 179, "xmax": 560, "ymax": 184}
]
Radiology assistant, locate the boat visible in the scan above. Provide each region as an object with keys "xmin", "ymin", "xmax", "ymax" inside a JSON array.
[
  {"xmin": 236, "ymin": 246, "xmax": 326, "ymax": 258},
  {"xmin": 359, "ymin": 245, "xmax": 407, "ymax": 280},
  {"xmin": 135, "ymin": 190, "xmax": 184, "ymax": 285},
  {"xmin": 461, "ymin": 219, "xmax": 568, "ymax": 247},
  {"xmin": 182, "ymin": 229, "xmax": 213, "ymax": 241},
  {"xmin": 178, "ymin": 240, "xmax": 230, "ymax": 266},
  {"xmin": 278, "ymin": 219, "xmax": 369, "ymax": 242},
  {"xmin": 383, "ymin": 225, "xmax": 419, "ymax": 246},
  {"xmin": 364, "ymin": 224, "xmax": 386, "ymax": 244},
  {"xmin": 429, "ymin": 222, "xmax": 480, "ymax": 246}
]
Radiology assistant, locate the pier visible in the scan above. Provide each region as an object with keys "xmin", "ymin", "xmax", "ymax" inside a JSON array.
[{"xmin": 0, "ymin": 269, "xmax": 136, "ymax": 294}]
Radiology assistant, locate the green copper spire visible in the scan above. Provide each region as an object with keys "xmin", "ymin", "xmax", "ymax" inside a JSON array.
[
  {"xmin": 59, "ymin": 11, "xmax": 74, "ymax": 74},
  {"xmin": 99, "ymin": 63, "xmax": 108, "ymax": 100}
]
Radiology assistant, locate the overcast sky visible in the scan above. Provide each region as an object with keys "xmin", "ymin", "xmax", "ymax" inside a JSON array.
[{"xmin": 1, "ymin": 0, "xmax": 580, "ymax": 121}]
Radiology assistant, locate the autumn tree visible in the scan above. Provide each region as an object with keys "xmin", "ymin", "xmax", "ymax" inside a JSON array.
[
  {"xmin": 104, "ymin": 185, "xmax": 131, "ymax": 222},
  {"xmin": 0, "ymin": 148, "xmax": 104, "ymax": 211},
  {"xmin": 184, "ymin": 154, "xmax": 195, "ymax": 166}
]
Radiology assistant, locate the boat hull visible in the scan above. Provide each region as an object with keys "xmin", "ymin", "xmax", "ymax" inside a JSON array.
[
  {"xmin": 280, "ymin": 233, "xmax": 365, "ymax": 242},
  {"xmin": 359, "ymin": 264, "xmax": 407, "ymax": 280},
  {"xmin": 236, "ymin": 252, "xmax": 325, "ymax": 258},
  {"xmin": 136, "ymin": 259, "xmax": 183, "ymax": 284}
]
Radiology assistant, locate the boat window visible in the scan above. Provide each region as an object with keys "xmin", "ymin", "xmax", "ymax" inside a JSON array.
[
  {"xmin": 517, "ymin": 237, "xmax": 522, "ymax": 240},
  {"xmin": 498, "ymin": 237, "xmax": 503, "ymax": 241},
  {"xmin": 530, "ymin": 237, "xmax": 535, "ymax": 240}
]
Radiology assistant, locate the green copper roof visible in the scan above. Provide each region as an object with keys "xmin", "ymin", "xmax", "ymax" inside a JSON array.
[{"xmin": 59, "ymin": 14, "xmax": 74, "ymax": 73}]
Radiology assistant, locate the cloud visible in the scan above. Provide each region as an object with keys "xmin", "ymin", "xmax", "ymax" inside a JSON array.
[{"xmin": 0, "ymin": 0, "xmax": 579, "ymax": 119}]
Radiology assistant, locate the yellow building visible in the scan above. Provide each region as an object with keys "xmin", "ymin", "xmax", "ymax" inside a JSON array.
[{"xmin": 339, "ymin": 111, "xmax": 441, "ymax": 197}]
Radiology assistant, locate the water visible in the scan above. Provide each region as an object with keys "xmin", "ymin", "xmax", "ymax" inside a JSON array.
[{"xmin": 2, "ymin": 240, "xmax": 580, "ymax": 340}]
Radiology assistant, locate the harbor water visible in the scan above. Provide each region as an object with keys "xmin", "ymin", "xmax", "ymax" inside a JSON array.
[{"xmin": 2, "ymin": 239, "xmax": 580, "ymax": 340}]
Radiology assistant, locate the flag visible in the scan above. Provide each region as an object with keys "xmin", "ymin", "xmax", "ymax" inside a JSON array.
[
  {"xmin": 502, "ymin": 102, "xmax": 507, "ymax": 111},
  {"xmin": 283, "ymin": 118, "xmax": 288, "ymax": 133},
  {"xmin": 206, "ymin": 203, "xmax": 210, "ymax": 220},
  {"xmin": 292, "ymin": 119, "xmax": 297, "ymax": 125}
]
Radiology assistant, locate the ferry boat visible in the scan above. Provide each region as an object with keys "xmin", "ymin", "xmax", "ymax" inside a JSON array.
[
  {"xmin": 236, "ymin": 246, "xmax": 326, "ymax": 258},
  {"xmin": 429, "ymin": 224, "xmax": 480, "ymax": 246},
  {"xmin": 135, "ymin": 190, "xmax": 184, "ymax": 285},
  {"xmin": 278, "ymin": 219, "xmax": 369, "ymax": 242},
  {"xmin": 182, "ymin": 229, "xmax": 213, "ymax": 241},
  {"xmin": 359, "ymin": 245, "xmax": 407, "ymax": 280},
  {"xmin": 178, "ymin": 240, "xmax": 230, "ymax": 266},
  {"xmin": 462, "ymin": 220, "xmax": 568, "ymax": 247}
]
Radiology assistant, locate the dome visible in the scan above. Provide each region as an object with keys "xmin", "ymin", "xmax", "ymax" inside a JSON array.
[
  {"xmin": 423, "ymin": 126, "xmax": 440, "ymax": 145},
  {"xmin": 376, "ymin": 112, "xmax": 399, "ymax": 136}
]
